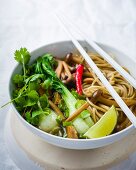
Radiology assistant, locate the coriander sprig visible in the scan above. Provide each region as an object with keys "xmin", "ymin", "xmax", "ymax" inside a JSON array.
[{"xmin": 14, "ymin": 48, "xmax": 30, "ymax": 81}]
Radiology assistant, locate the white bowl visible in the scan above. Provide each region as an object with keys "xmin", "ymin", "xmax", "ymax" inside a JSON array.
[{"xmin": 9, "ymin": 41, "xmax": 135, "ymax": 150}]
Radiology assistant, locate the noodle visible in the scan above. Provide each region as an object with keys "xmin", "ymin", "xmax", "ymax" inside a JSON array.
[
  {"xmin": 81, "ymin": 52, "xmax": 136, "ymax": 132},
  {"xmin": 58, "ymin": 52, "xmax": 136, "ymax": 133}
]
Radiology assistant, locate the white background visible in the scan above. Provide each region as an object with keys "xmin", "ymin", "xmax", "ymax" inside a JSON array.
[{"xmin": 0, "ymin": 0, "xmax": 136, "ymax": 169}]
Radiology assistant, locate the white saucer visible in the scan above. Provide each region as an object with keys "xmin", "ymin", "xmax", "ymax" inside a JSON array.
[
  {"xmin": 4, "ymin": 108, "xmax": 43, "ymax": 170},
  {"xmin": 4, "ymin": 108, "xmax": 136, "ymax": 170}
]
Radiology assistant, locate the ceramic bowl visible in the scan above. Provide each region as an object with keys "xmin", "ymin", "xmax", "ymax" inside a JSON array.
[{"xmin": 9, "ymin": 41, "xmax": 135, "ymax": 149}]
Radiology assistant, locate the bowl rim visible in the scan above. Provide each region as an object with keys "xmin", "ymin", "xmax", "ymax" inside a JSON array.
[{"xmin": 9, "ymin": 40, "xmax": 135, "ymax": 142}]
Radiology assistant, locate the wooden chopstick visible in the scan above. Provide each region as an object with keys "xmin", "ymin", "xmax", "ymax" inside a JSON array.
[
  {"xmin": 55, "ymin": 12, "xmax": 136, "ymax": 128},
  {"xmin": 56, "ymin": 11, "xmax": 136, "ymax": 90}
]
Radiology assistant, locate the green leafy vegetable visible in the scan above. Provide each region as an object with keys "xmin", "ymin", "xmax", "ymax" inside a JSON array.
[
  {"xmin": 38, "ymin": 94, "xmax": 49, "ymax": 109},
  {"xmin": 2, "ymin": 47, "xmax": 95, "ymax": 138},
  {"xmin": 14, "ymin": 48, "xmax": 31, "ymax": 80},
  {"xmin": 39, "ymin": 109, "xmax": 58, "ymax": 132},
  {"xmin": 42, "ymin": 54, "xmax": 57, "ymax": 78},
  {"xmin": 33, "ymin": 54, "xmax": 94, "ymax": 135},
  {"xmin": 14, "ymin": 48, "xmax": 30, "ymax": 64},
  {"xmin": 34, "ymin": 57, "xmax": 43, "ymax": 74},
  {"xmin": 25, "ymin": 111, "xmax": 31, "ymax": 123},
  {"xmin": 80, "ymin": 110, "xmax": 90, "ymax": 119},
  {"xmin": 15, "ymin": 96, "xmax": 26, "ymax": 107},
  {"xmin": 24, "ymin": 90, "xmax": 39, "ymax": 107},
  {"xmin": 75, "ymin": 100, "xmax": 86, "ymax": 109},
  {"xmin": 13, "ymin": 74, "xmax": 24, "ymax": 87},
  {"xmin": 42, "ymin": 78, "xmax": 52, "ymax": 90},
  {"xmin": 71, "ymin": 90, "xmax": 85, "ymax": 100},
  {"xmin": 32, "ymin": 110, "xmax": 43, "ymax": 118},
  {"xmin": 56, "ymin": 115, "xmax": 62, "ymax": 124},
  {"xmin": 63, "ymin": 121, "xmax": 72, "ymax": 127},
  {"xmin": 58, "ymin": 99, "xmax": 69, "ymax": 118},
  {"xmin": 27, "ymin": 81, "xmax": 40, "ymax": 91},
  {"xmin": 25, "ymin": 74, "xmax": 45, "ymax": 84}
]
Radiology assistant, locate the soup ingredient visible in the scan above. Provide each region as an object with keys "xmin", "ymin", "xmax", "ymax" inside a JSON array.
[
  {"xmin": 84, "ymin": 105, "xmax": 118, "ymax": 138},
  {"xmin": 55, "ymin": 60, "xmax": 73, "ymax": 84},
  {"xmin": 53, "ymin": 92, "xmax": 61, "ymax": 105},
  {"xmin": 49, "ymin": 100, "xmax": 65, "ymax": 119},
  {"xmin": 66, "ymin": 126, "xmax": 78, "ymax": 139},
  {"xmin": 71, "ymin": 90, "xmax": 86, "ymax": 100},
  {"xmin": 14, "ymin": 48, "xmax": 31, "ymax": 81},
  {"xmin": 39, "ymin": 109, "xmax": 59, "ymax": 132},
  {"xmin": 75, "ymin": 64, "xmax": 84, "ymax": 95},
  {"xmin": 66, "ymin": 102, "xmax": 90, "ymax": 122},
  {"xmin": 73, "ymin": 117, "xmax": 90, "ymax": 134},
  {"xmin": 53, "ymin": 80, "xmax": 77, "ymax": 117},
  {"xmin": 91, "ymin": 90, "xmax": 136, "ymax": 107},
  {"xmin": 64, "ymin": 52, "xmax": 73, "ymax": 63},
  {"xmin": 39, "ymin": 56, "xmax": 94, "ymax": 134},
  {"xmin": 52, "ymin": 80, "xmax": 93, "ymax": 134},
  {"xmin": 72, "ymin": 101, "xmax": 94, "ymax": 134},
  {"xmin": 62, "ymin": 61, "xmax": 72, "ymax": 84}
]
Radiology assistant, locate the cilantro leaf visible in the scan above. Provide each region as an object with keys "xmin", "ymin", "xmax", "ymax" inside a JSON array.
[
  {"xmin": 25, "ymin": 74, "xmax": 45, "ymax": 84},
  {"xmin": 28, "ymin": 108, "xmax": 51, "ymax": 126},
  {"xmin": 32, "ymin": 108, "xmax": 50, "ymax": 118},
  {"xmin": 25, "ymin": 111, "xmax": 31, "ymax": 123},
  {"xmin": 42, "ymin": 54, "xmax": 57, "ymax": 78},
  {"xmin": 14, "ymin": 48, "xmax": 31, "ymax": 81},
  {"xmin": 35, "ymin": 57, "xmax": 43, "ymax": 74},
  {"xmin": 38, "ymin": 94, "xmax": 49, "ymax": 109},
  {"xmin": 14, "ymin": 48, "xmax": 30, "ymax": 65},
  {"xmin": 13, "ymin": 74, "xmax": 24, "ymax": 86},
  {"xmin": 42, "ymin": 78, "xmax": 52, "ymax": 90},
  {"xmin": 15, "ymin": 96, "xmax": 26, "ymax": 107},
  {"xmin": 27, "ymin": 90, "xmax": 39, "ymax": 100},
  {"xmin": 26, "ymin": 111, "xmax": 40, "ymax": 125},
  {"xmin": 24, "ymin": 90, "xmax": 39, "ymax": 107},
  {"xmin": 28, "ymin": 81, "xmax": 40, "ymax": 92},
  {"xmin": 32, "ymin": 110, "xmax": 43, "ymax": 118}
]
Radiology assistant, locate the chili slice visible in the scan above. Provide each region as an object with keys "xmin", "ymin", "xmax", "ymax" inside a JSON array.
[{"xmin": 75, "ymin": 64, "xmax": 84, "ymax": 95}]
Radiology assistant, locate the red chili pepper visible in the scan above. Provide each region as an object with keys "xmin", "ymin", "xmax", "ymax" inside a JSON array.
[{"xmin": 75, "ymin": 64, "xmax": 84, "ymax": 95}]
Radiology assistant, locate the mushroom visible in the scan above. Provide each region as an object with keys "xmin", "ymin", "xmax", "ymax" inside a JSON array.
[
  {"xmin": 38, "ymin": 86, "xmax": 45, "ymax": 96},
  {"xmin": 64, "ymin": 53, "xmax": 73, "ymax": 63},
  {"xmin": 71, "ymin": 55, "xmax": 83, "ymax": 64},
  {"xmin": 55, "ymin": 60, "xmax": 73, "ymax": 84},
  {"xmin": 55, "ymin": 60, "xmax": 63, "ymax": 78},
  {"xmin": 49, "ymin": 100, "xmax": 65, "ymax": 120},
  {"xmin": 66, "ymin": 126, "xmax": 78, "ymax": 139},
  {"xmin": 83, "ymin": 78, "xmax": 93, "ymax": 84},
  {"xmin": 68, "ymin": 65, "xmax": 76, "ymax": 73},
  {"xmin": 53, "ymin": 92, "xmax": 61, "ymax": 105},
  {"xmin": 61, "ymin": 61, "xmax": 73, "ymax": 84},
  {"xmin": 83, "ymin": 71, "xmax": 93, "ymax": 77},
  {"xmin": 90, "ymin": 90, "xmax": 136, "ymax": 107},
  {"xmin": 61, "ymin": 71, "xmax": 68, "ymax": 80},
  {"xmin": 65, "ymin": 102, "xmax": 90, "ymax": 122}
]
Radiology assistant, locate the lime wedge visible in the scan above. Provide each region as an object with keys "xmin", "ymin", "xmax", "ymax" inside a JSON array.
[{"xmin": 83, "ymin": 105, "xmax": 118, "ymax": 138}]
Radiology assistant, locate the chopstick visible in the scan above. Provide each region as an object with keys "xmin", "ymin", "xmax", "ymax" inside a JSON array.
[
  {"xmin": 55, "ymin": 12, "xmax": 136, "ymax": 128},
  {"xmin": 55, "ymin": 11, "xmax": 136, "ymax": 90}
]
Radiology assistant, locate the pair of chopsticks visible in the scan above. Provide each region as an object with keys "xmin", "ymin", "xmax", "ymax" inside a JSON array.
[{"xmin": 54, "ymin": 11, "xmax": 136, "ymax": 128}]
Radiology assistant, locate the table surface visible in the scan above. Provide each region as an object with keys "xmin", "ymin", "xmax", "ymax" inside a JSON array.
[{"xmin": 0, "ymin": 0, "xmax": 136, "ymax": 169}]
